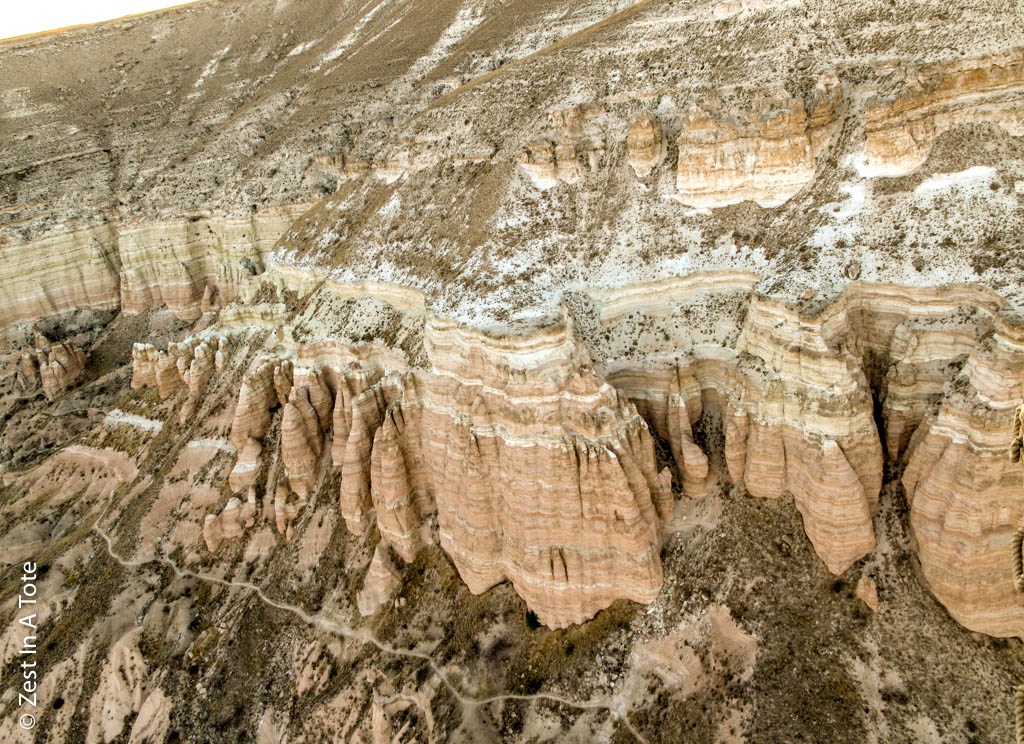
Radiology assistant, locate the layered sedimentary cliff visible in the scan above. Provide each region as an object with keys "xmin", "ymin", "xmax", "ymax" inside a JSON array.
[
  {"xmin": 15, "ymin": 332, "xmax": 88, "ymax": 399},
  {"xmin": 674, "ymin": 74, "xmax": 842, "ymax": 207},
  {"xmin": 0, "ymin": 205, "xmax": 308, "ymax": 331},
  {"xmin": 862, "ymin": 48, "xmax": 1024, "ymax": 176},
  {"xmin": 2, "ymin": 1, "xmax": 1024, "ymax": 740},
  {"xmin": 121, "ymin": 271, "xmax": 1024, "ymax": 636},
  {"xmin": 4, "ymin": 33, "xmax": 1022, "ymax": 637}
]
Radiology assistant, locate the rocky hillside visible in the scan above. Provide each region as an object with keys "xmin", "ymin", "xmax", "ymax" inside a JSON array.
[{"xmin": 1, "ymin": 0, "xmax": 1023, "ymax": 742}]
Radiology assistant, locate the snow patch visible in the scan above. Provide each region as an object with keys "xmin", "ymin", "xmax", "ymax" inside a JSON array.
[
  {"xmin": 105, "ymin": 410, "xmax": 164, "ymax": 432},
  {"xmin": 914, "ymin": 166, "xmax": 996, "ymax": 195}
]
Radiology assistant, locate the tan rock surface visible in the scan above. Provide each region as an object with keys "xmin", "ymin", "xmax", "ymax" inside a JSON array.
[
  {"xmin": 85, "ymin": 629, "xmax": 149, "ymax": 744},
  {"xmin": 357, "ymin": 542, "xmax": 402, "ymax": 616},
  {"xmin": 863, "ymin": 49, "xmax": 1024, "ymax": 176},
  {"xmin": 675, "ymin": 76, "xmax": 841, "ymax": 207},
  {"xmin": 857, "ymin": 575, "xmax": 879, "ymax": 611},
  {"xmin": 626, "ymin": 112, "xmax": 665, "ymax": 178},
  {"xmin": 3, "ymin": 2, "xmax": 1024, "ymax": 741},
  {"xmin": 19, "ymin": 334, "xmax": 89, "ymax": 399},
  {"xmin": 901, "ymin": 319, "xmax": 1024, "ymax": 636}
]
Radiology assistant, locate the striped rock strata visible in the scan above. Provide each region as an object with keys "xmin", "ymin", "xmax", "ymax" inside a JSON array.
[
  {"xmin": 16, "ymin": 333, "xmax": 88, "ymax": 399},
  {"xmin": 862, "ymin": 48, "xmax": 1024, "ymax": 176},
  {"xmin": 902, "ymin": 320, "xmax": 1024, "ymax": 637},
  {"xmin": 674, "ymin": 73, "xmax": 842, "ymax": 207},
  {"xmin": 129, "ymin": 272, "xmax": 1024, "ymax": 634},
  {"xmin": 603, "ymin": 278, "xmax": 882, "ymax": 576},
  {"xmin": 583, "ymin": 277, "xmax": 1024, "ymax": 634},
  {"xmin": 519, "ymin": 104, "xmax": 605, "ymax": 190},
  {"xmin": 0, "ymin": 205, "xmax": 307, "ymax": 333},
  {"xmin": 357, "ymin": 543, "xmax": 402, "ymax": 617},
  {"xmin": 626, "ymin": 112, "xmax": 666, "ymax": 179},
  {"xmin": 132, "ymin": 336, "xmax": 222, "ymax": 421}
]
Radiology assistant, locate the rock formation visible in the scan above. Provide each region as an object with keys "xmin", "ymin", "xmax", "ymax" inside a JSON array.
[
  {"xmin": 274, "ymin": 478, "xmax": 303, "ymax": 541},
  {"xmin": 125, "ymin": 272, "xmax": 1024, "ymax": 632},
  {"xmin": 16, "ymin": 333, "xmax": 88, "ymax": 399},
  {"xmin": 280, "ymin": 367, "xmax": 333, "ymax": 498},
  {"xmin": 519, "ymin": 104, "xmax": 604, "ymax": 189},
  {"xmin": 0, "ymin": 206, "xmax": 307, "ymax": 333},
  {"xmin": 180, "ymin": 337, "xmax": 219, "ymax": 421},
  {"xmin": 862, "ymin": 49, "xmax": 1024, "ymax": 176},
  {"xmin": 357, "ymin": 542, "xmax": 402, "ymax": 616},
  {"xmin": 131, "ymin": 335, "xmax": 220, "ymax": 418},
  {"xmin": 202, "ymin": 513, "xmax": 225, "ymax": 552},
  {"xmin": 370, "ymin": 402, "xmax": 422, "ymax": 562},
  {"xmin": 626, "ymin": 112, "xmax": 666, "ymax": 178},
  {"xmin": 203, "ymin": 493, "xmax": 256, "ymax": 552},
  {"xmin": 856, "ymin": 575, "xmax": 879, "ymax": 611},
  {"xmin": 901, "ymin": 316, "xmax": 1024, "ymax": 637},
  {"xmin": 674, "ymin": 75, "xmax": 841, "ymax": 207},
  {"xmin": 4, "ymin": 1, "xmax": 1024, "ymax": 741},
  {"xmin": 519, "ymin": 138, "xmax": 581, "ymax": 189}
]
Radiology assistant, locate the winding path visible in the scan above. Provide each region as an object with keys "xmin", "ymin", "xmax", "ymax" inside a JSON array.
[{"xmin": 91, "ymin": 521, "xmax": 647, "ymax": 742}]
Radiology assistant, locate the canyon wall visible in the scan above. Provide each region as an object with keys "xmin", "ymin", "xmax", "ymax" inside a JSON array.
[
  {"xmin": 0, "ymin": 204, "xmax": 309, "ymax": 333},
  {"xmin": 674, "ymin": 74, "xmax": 842, "ymax": 208},
  {"xmin": 4, "ymin": 21, "xmax": 1022, "ymax": 637},
  {"xmin": 128, "ymin": 272, "xmax": 1024, "ymax": 634}
]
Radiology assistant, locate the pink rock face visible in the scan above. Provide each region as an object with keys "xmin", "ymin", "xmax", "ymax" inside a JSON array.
[
  {"xmin": 274, "ymin": 479, "xmax": 302, "ymax": 541},
  {"xmin": 370, "ymin": 403, "xmax": 421, "ymax": 562},
  {"xmin": 229, "ymin": 360, "xmax": 278, "ymax": 451},
  {"xmin": 220, "ymin": 497, "xmax": 243, "ymax": 538},
  {"xmin": 240, "ymin": 490, "xmax": 257, "ymax": 528},
  {"xmin": 744, "ymin": 419, "xmax": 786, "ymax": 499},
  {"xmin": 784, "ymin": 435, "xmax": 875, "ymax": 575},
  {"xmin": 339, "ymin": 375, "xmax": 391, "ymax": 533},
  {"xmin": 273, "ymin": 359, "xmax": 293, "ymax": 407},
  {"xmin": 667, "ymin": 367, "xmax": 710, "ymax": 499},
  {"xmin": 203, "ymin": 513, "xmax": 224, "ymax": 552},
  {"xmin": 229, "ymin": 437, "xmax": 264, "ymax": 493},
  {"xmin": 281, "ymin": 387, "xmax": 323, "ymax": 498},
  {"xmin": 675, "ymin": 76, "xmax": 841, "ymax": 208},
  {"xmin": 155, "ymin": 354, "xmax": 180, "ymax": 399},
  {"xmin": 901, "ymin": 323, "xmax": 1024, "ymax": 637},
  {"xmin": 331, "ymin": 372, "xmax": 355, "ymax": 465},
  {"xmin": 200, "ymin": 283, "xmax": 220, "ymax": 313},
  {"xmin": 16, "ymin": 349, "xmax": 41, "ymax": 391},
  {"xmin": 723, "ymin": 405, "xmax": 749, "ymax": 484},
  {"xmin": 298, "ymin": 368, "xmax": 333, "ymax": 429},
  {"xmin": 131, "ymin": 336, "xmax": 220, "ymax": 415},
  {"xmin": 181, "ymin": 338, "xmax": 219, "ymax": 421},
  {"xmin": 420, "ymin": 329, "xmax": 668, "ymax": 629},
  {"xmin": 128, "ymin": 278, "xmax": 1023, "ymax": 634},
  {"xmin": 130, "ymin": 344, "xmax": 160, "ymax": 390}
]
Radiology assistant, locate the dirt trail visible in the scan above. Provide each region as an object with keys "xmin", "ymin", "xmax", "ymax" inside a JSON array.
[{"xmin": 91, "ymin": 520, "xmax": 647, "ymax": 742}]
